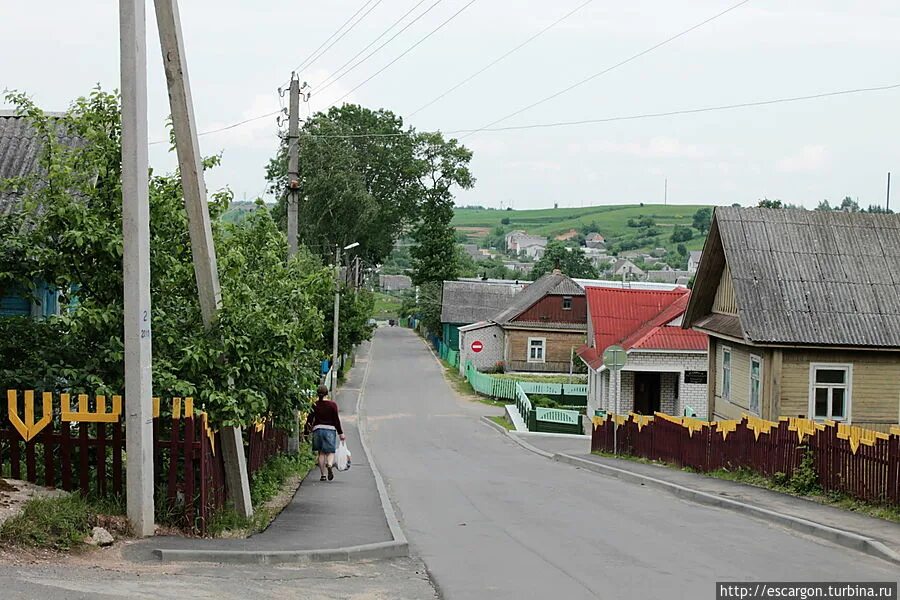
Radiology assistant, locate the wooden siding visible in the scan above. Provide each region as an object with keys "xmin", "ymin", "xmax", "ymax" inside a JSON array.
[
  {"xmin": 514, "ymin": 295, "xmax": 587, "ymax": 325},
  {"xmin": 712, "ymin": 263, "xmax": 737, "ymax": 315},
  {"xmin": 712, "ymin": 340, "xmax": 757, "ymax": 420},
  {"xmin": 506, "ymin": 329, "xmax": 585, "ymax": 372},
  {"xmin": 780, "ymin": 349, "xmax": 900, "ymax": 429}
]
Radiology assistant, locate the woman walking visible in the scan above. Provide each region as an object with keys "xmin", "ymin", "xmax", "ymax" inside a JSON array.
[{"xmin": 307, "ymin": 384, "xmax": 345, "ymax": 481}]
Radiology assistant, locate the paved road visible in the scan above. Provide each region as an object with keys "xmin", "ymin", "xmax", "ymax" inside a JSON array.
[{"xmin": 364, "ymin": 328, "xmax": 898, "ymax": 600}]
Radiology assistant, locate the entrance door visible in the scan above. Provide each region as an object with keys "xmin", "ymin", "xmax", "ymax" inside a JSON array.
[{"xmin": 633, "ymin": 372, "xmax": 661, "ymax": 415}]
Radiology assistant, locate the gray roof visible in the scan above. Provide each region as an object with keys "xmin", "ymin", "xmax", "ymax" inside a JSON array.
[
  {"xmin": 491, "ymin": 271, "xmax": 583, "ymax": 325},
  {"xmin": 441, "ymin": 280, "xmax": 526, "ymax": 324},
  {"xmin": 715, "ymin": 206, "xmax": 900, "ymax": 347},
  {"xmin": 0, "ymin": 111, "xmax": 76, "ymax": 219}
]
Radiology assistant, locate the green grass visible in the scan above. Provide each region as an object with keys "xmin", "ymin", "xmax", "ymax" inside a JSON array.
[
  {"xmin": 1, "ymin": 494, "xmax": 95, "ymax": 550},
  {"xmin": 372, "ymin": 291, "xmax": 403, "ymax": 319},
  {"xmin": 453, "ymin": 203, "xmax": 711, "ymax": 255},
  {"xmin": 489, "ymin": 415, "xmax": 515, "ymax": 431},
  {"xmin": 437, "ymin": 357, "xmax": 507, "ymax": 407},
  {"xmin": 592, "ymin": 451, "xmax": 900, "ymax": 524},
  {"xmin": 207, "ymin": 447, "xmax": 317, "ymax": 537}
]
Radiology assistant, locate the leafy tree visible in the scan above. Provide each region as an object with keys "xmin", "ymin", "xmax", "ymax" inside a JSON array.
[
  {"xmin": 692, "ymin": 208, "xmax": 712, "ymax": 234},
  {"xmin": 530, "ymin": 241, "xmax": 598, "ymax": 279},
  {"xmin": 866, "ymin": 205, "xmax": 893, "ymax": 214},
  {"xmin": 757, "ymin": 198, "xmax": 783, "ymax": 208},
  {"xmin": 839, "ymin": 196, "xmax": 861, "ymax": 212},
  {"xmin": 409, "ymin": 132, "xmax": 474, "ymax": 285},
  {"xmin": 670, "ymin": 226, "xmax": 694, "ymax": 243},
  {"xmin": 677, "ymin": 243, "xmax": 688, "ymax": 257},
  {"xmin": 816, "ymin": 199, "xmax": 832, "ymax": 211},
  {"xmin": 500, "ymin": 217, "xmax": 510, "ymax": 225},
  {"xmin": 266, "ymin": 105, "xmax": 420, "ymax": 267}
]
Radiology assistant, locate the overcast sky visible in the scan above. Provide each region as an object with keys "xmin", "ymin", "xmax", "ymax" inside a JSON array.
[{"xmin": 3, "ymin": 1, "xmax": 899, "ymax": 210}]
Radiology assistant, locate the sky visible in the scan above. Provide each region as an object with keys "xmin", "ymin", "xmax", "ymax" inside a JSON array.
[{"xmin": 2, "ymin": 1, "xmax": 899, "ymax": 211}]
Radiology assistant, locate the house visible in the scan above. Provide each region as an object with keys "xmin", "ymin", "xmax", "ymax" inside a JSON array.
[
  {"xmin": 578, "ymin": 287, "xmax": 708, "ymax": 418},
  {"xmin": 683, "ymin": 206, "xmax": 900, "ymax": 431},
  {"xmin": 644, "ymin": 269, "xmax": 692, "ymax": 285},
  {"xmin": 503, "ymin": 261, "xmax": 533, "ymax": 274},
  {"xmin": 459, "ymin": 271, "xmax": 586, "ymax": 374},
  {"xmin": 585, "ymin": 232, "xmax": 606, "ymax": 249},
  {"xmin": 440, "ymin": 280, "xmax": 527, "ymax": 351},
  {"xmin": 609, "ymin": 259, "xmax": 644, "ymax": 279},
  {"xmin": 688, "ymin": 251, "xmax": 703, "ymax": 274},
  {"xmin": 0, "ymin": 111, "xmax": 76, "ymax": 318},
  {"xmin": 460, "ymin": 243, "xmax": 486, "ymax": 262},
  {"xmin": 506, "ymin": 231, "xmax": 548, "ymax": 253},
  {"xmin": 521, "ymin": 242, "xmax": 546, "ymax": 260},
  {"xmin": 379, "ymin": 274, "xmax": 412, "ymax": 292}
]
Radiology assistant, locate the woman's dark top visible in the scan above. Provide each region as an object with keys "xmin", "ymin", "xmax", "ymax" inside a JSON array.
[{"xmin": 307, "ymin": 399, "xmax": 343, "ymax": 435}]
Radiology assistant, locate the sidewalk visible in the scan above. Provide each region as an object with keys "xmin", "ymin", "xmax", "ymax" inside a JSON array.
[
  {"xmin": 127, "ymin": 340, "xmax": 405, "ymax": 564},
  {"xmin": 488, "ymin": 421, "xmax": 900, "ymax": 565}
]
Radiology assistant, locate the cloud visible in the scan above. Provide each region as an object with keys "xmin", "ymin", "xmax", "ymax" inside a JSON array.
[
  {"xmin": 776, "ymin": 145, "xmax": 830, "ymax": 173},
  {"xmin": 572, "ymin": 136, "xmax": 710, "ymax": 160}
]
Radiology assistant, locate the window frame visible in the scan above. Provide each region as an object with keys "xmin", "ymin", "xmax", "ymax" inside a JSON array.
[
  {"xmin": 722, "ymin": 346, "xmax": 732, "ymax": 400},
  {"xmin": 562, "ymin": 296, "xmax": 572, "ymax": 311},
  {"xmin": 527, "ymin": 337, "xmax": 546, "ymax": 363},
  {"xmin": 748, "ymin": 354, "xmax": 762, "ymax": 415},
  {"xmin": 808, "ymin": 363, "xmax": 853, "ymax": 422}
]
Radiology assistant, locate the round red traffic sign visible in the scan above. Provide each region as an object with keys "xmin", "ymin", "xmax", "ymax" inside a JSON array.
[{"xmin": 471, "ymin": 340, "xmax": 484, "ymax": 353}]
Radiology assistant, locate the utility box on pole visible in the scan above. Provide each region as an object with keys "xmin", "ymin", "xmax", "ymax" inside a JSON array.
[
  {"xmin": 154, "ymin": 0, "xmax": 252, "ymax": 519},
  {"xmin": 120, "ymin": 0, "xmax": 155, "ymax": 537}
]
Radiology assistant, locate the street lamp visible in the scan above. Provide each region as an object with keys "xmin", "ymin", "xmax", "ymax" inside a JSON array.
[{"xmin": 331, "ymin": 242, "xmax": 359, "ymax": 391}]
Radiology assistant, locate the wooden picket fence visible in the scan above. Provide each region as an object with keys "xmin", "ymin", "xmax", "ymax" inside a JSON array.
[
  {"xmin": 592, "ymin": 413, "xmax": 900, "ymax": 505},
  {"xmin": 1, "ymin": 390, "xmax": 288, "ymax": 534}
]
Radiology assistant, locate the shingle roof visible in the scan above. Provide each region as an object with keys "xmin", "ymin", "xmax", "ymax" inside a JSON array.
[
  {"xmin": 0, "ymin": 111, "xmax": 76, "ymax": 219},
  {"xmin": 441, "ymin": 280, "xmax": 526, "ymax": 324},
  {"xmin": 578, "ymin": 287, "xmax": 705, "ymax": 369},
  {"xmin": 713, "ymin": 206, "xmax": 900, "ymax": 347},
  {"xmin": 491, "ymin": 271, "xmax": 583, "ymax": 325}
]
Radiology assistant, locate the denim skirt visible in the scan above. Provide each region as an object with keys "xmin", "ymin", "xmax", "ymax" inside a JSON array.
[{"xmin": 312, "ymin": 428, "xmax": 338, "ymax": 453}]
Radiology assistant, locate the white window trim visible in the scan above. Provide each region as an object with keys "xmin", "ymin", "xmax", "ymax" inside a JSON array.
[
  {"xmin": 748, "ymin": 354, "xmax": 763, "ymax": 416},
  {"xmin": 562, "ymin": 296, "xmax": 573, "ymax": 311},
  {"xmin": 722, "ymin": 346, "xmax": 732, "ymax": 400},
  {"xmin": 808, "ymin": 363, "xmax": 853, "ymax": 422},
  {"xmin": 527, "ymin": 337, "xmax": 546, "ymax": 363}
]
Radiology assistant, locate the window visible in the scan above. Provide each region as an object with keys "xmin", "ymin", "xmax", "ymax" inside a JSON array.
[
  {"xmin": 528, "ymin": 337, "xmax": 546, "ymax": 363},
  {"xmin": 749, "ymin": 355, "xmax": 762, "ymax": 415},
  {"xmin": 562, "ymin": 296, "xmax": 572, "ymax": 310},
  {"xmin": 722, "ymin": 347, "xmax": 732, "ymax": 399},
  {"xmin": 809, "ymin": 364, "xmax": 852, "ymax": 421}
]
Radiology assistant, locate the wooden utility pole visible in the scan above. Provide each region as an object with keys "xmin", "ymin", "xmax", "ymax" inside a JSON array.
[
  {"xmin": 120, "ymin": 0, "xmax": 155, "ymax": 537},
  {"xmin": 286, "ymin": 75, "xmax": 300, "ymax": 257},
  {"xmin": 154, "ymin": 0, "xmax": 252, "ymax": 518}
]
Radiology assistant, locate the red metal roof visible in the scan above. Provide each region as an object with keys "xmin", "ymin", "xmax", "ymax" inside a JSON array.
[{"xmin": 580, "ymin": 287, "xmax": 706, "ymax": 368}]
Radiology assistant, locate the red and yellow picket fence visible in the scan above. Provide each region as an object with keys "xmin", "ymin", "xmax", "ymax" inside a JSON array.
[
  {"xmin": 592, "ymin": 413, "xmax": 900, "ymax": 506},
  {"xmin": 1, "ymin": 390, "xmax": 288, "ymax": 533}
]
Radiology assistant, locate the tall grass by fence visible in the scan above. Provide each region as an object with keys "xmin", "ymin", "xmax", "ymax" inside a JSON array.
[
  {"xmin": 2, "ymin": 390, "xmax": 289, "ymax": 533},
  {"xmin": 592, "ymin": 413, "xmax": 900, "ymax": 506}
]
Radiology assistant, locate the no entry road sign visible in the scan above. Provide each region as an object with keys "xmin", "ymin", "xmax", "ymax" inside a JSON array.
[{"xmin": 471, "ymin": 340, "xmax": 484, "ymax": 353}]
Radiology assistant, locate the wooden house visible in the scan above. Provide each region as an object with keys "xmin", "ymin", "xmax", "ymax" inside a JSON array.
[{"xmin": 683, "ymin": 206, "xmax": 900, "ymax": 431}]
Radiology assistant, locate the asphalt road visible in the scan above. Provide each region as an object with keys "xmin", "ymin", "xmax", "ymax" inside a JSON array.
[{"xmin": 364, "ymin": 327, "xmax": 898, "ymax": 600}]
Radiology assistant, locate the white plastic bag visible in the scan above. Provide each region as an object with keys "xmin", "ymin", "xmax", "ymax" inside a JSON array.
[{"xmin": 335, "ymin": 440, "xmax": 352, "ymax": 471}]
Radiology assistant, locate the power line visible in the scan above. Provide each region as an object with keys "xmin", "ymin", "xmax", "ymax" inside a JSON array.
[
  {"xmin": 148, "ymin": 110, "xmax": 281, "ymax": 146},
  {"xmin": 297, "ymin": 0, "xmax": 387, "ymax": 81},
  {"xmin": 150, "ymin": 81, "xmax": 900, "ymax": 145},
  {"xmin": 461, "ymin": 0, "xmax": 753, "ymax": 139},
  {"xmin": 408, "ymin": 0, "xmax": 594, "ymax": 118},
  {"xmin": 314, "ymin": 0, "xmax": 433, "ymax": 93},
  {"xmin": 314, "ymin": 0, "xmax": 447, "ymax": 97},
  {"xmin": 325, "ymin": 0, "xmax": 480, "ymax": 108},
  {"xmin": 284, "ymin": 0, "xmax": 379, "ymax": 84}
]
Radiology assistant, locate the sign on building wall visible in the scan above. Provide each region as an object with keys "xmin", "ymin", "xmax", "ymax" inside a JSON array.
[
  {"xmin": 684, "ymin": 370, "xmax": 708, "ymax": 384},
  {"xmin": 471, "ymin": 340, "xmax": 484, "ymax": 353}
]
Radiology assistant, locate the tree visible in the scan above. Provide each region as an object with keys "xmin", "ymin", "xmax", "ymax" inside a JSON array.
[
  {"xmin": 839, "ymin": 196, "xmax": 861, "ymax": 213},
  {"xmin": 266, "ymin": 105, "xmax": 420, "ymax": 267},
  {"xmin": 670, "ymin": 226, "xmax": 694, "ymax": 243},
  {"xmin": 500, "ymin": 217, "xmax": 510, "ymax": 225},
  {"xmin": 757, "ymin": 198, "xmax": 783, "ymax": 208},
  {"xmin": 677, "ymin": 243, "xmax": 688, "ymax": 257},
  {"xmin": 816, "ymin": 199, "xmax": 832, "ymax": 211},
  {"xmin": 692, "ymin": 208, "xmax": 712, "ymax": 234},
  {"xmin": 530, "ymin": 241, "xmax": 598, "ymax": 279},
  {"xmin": 866, "ymin": 204, "xmax": 893, "ymax": 214},
  {"xmin": 409, "ymin": 132, "xmax": 474, "ymax": 285}
]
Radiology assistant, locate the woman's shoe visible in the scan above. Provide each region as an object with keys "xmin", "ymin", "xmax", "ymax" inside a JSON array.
[
  {"xmin": 320, "ymin": 475, "xmax": 327, "ymax": 481},
  {"xmin": 327, "ymin": 466, "xmax": 334, "ymax": 481}
]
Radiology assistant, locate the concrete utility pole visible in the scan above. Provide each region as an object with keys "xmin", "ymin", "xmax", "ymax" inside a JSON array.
[
  {"xmin": 286, "ymin": 75, "xmax": 300, "ymax": 257},
  {"xmin": 120, "ymin": 0, "xmax": 155, "ymax": 537},
  {"xmin": 154, "ymin": 0, "xmax": 252, "ymax": 519}
]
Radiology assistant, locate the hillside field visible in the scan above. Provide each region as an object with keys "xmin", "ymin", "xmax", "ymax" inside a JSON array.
[{"xmin": 453, "ymin": 204, "xmax": 713, "ymax": 254}]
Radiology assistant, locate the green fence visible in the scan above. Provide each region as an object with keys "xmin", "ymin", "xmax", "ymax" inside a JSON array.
[{"xmin": 463, "ymin": 361, "xmax": 587, "ymax": 403}]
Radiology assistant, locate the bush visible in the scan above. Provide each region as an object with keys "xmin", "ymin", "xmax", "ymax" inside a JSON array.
[{"xmin": 670, "ymin": 226, "xmax": 694, "ymax": 243}]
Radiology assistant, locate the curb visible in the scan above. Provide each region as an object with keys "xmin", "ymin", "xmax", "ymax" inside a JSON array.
[
  {"xmin": 553, "ymin": 453, "xmax": 900, "ymax": 567},
  {"xmin": 154, "ymin": 339, "xmax": 409, "ymax": 564},
  {"xmin": 480, "ymin": 416, "xmax": 554, "ymax": 459}
]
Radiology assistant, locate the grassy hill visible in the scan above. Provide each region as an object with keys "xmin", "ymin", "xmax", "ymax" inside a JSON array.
[
  {"xmin": 453, "ymin": 204, "xmax": 712, "ymax": 254},
  {"xmin": 220, "ymin": 201, "xmax": 267, "ymax": 224}
]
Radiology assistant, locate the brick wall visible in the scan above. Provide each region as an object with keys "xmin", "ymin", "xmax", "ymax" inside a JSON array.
[{"xmin": 458, "ymin": 325, "xmax": 505, "ymax": 374}]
